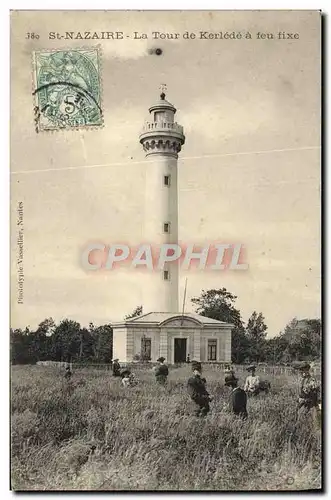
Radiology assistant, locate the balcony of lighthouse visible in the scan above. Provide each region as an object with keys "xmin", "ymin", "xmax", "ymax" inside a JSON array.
[
  {"xmin": 140, "ymin": 121, "xmax": 184, "ymax": 135},
  {"xmin": 139, "ymin": 121, "xmax": 185, "ymax": 156}
]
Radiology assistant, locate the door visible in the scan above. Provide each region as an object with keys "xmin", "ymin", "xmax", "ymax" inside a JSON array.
[{"xmin": 174, "ymin": 338, "xmax": 187, "ymax": 363}]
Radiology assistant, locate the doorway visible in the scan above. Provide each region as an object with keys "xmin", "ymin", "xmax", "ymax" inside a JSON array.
[{"xmin": 174, "ymin": 338, "xmax": 187, "ymax": 363}]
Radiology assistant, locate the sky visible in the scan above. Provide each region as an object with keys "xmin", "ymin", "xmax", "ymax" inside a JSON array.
[{"xmin": 10, "ymin": 10, "xmax": 321, "ymax": 336}]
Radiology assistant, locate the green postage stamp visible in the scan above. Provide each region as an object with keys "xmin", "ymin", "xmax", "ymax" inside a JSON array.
[{"xmin": 32, "ymin": 48, "xmax": 103, "ymax": 131}]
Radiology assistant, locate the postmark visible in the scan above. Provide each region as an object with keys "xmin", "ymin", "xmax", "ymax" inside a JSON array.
[{"xmin": 32, "ymin": 47, "xmax": 103, "ymax": 132}]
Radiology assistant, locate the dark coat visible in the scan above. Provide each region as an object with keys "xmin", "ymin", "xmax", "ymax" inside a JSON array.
[
  {"xmin": 187, "ymin": 374, "xmax": 210, "ymax": 403},
  {"xmin": 155, "ymin": 364, "xmax": 169, "ymax": 377},
  {"xmin": 112, "ymin": 361, "xmax": 121, "ymax": 376},
  {"xmin": 188, "ymin": 374, "xmax": 210, "ymax": 416},
  {"xmin": 155, "ymin": 364, "xmax": 169, "ymax": 384},
  {"xmin": 230, "ymin": 387, "xmax": 248, "ymax": 418}
]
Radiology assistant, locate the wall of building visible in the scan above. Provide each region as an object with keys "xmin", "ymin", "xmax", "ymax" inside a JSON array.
[
  {"xmin": 200, "ymin": 328, "xmax": 231, "ymax": 362},
  {"xmin": 126, "ymin": 319, "xmax": 202, "ymax": 363},
  {"xmin": 165, "ymin": 327, "xmax": 198, "ymax": 364},
  {"xmin": 113, "ymin": 327, "xmax": 128, "ymax": 362},
  {"xmin": 224, "ymin": 329, "xmax": 232, "ymax": 362},
  {"xmin": 160, "ymin": 318, "xmax": 202, "ymax": 363},
  {"xmin": 114, "ymin": 322, "xmax": 232, "ymax": 364},
  {"xmin": 128, "ymin": 326, "xmax": 161, "ymax": 361}
]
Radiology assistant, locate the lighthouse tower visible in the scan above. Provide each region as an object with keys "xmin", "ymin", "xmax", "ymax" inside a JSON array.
[
  {"xmin": 112, "ymin": 91, "xmax": 232, "ymax": 365},
  {"xmin": 139, "ymin": 90, "xmax": 185, "ymax": 312}
]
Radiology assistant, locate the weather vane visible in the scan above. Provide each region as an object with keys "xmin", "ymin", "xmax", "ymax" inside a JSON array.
[{"xmin": 160, "ymin": 83, "xmax": 167, "ymax": 99}]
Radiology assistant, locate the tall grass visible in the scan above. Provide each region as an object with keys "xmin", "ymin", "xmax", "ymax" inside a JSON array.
[{"xmin": 11, "ymin": 365, "xmax": 321, "ymax": 491}]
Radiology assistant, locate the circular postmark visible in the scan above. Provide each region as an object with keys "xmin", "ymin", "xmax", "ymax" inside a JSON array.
[{"xmin": 33, "ymin": 50, "xmax": 103, "ymax": 130}]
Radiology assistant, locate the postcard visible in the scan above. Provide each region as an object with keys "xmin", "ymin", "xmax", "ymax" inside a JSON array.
[{"xmin": 10, "ymin": 10, "xmax": 321, "ymax": 491}]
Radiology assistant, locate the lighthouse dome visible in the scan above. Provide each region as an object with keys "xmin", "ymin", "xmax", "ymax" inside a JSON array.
[{"xmin": 148, "ymin": 92, "xmax": 177, "ymax": 114}]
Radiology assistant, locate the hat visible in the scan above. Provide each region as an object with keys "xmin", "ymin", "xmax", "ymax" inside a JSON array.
[
  {"xmin": 65, "ymin": 366, "xmax": 70, "ymax": 370},
  {"xmin": 191, "ymin": 361, "xmax": 202, "ymax": 371},
  {"xmin": 247, "ymin": 365, "xmax": 256, "ymax": 372},
  {"xmin": 157, "ymin": 357, "xmax": 165, "ymax": 363}
]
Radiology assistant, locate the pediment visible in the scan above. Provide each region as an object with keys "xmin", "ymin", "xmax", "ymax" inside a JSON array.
[{"xmin": 159, "ymin": 315, "xmax": 201, "ymax": 327}]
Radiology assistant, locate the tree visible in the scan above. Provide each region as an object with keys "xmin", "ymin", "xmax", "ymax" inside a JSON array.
[
  {"xmin": 263, "ymin": 336, "xmax": 290, "ymax": 364},
  {"xmin": 191, "ymin": 288, "xmax": 249, "ymax": 363},
  {"xmin": 263, "ymin": 318, "xmax": 322, "ymax": 364},
  {"xmin": 35, "ymin": 318, "xmax": 55, "ymax": 336},
  {"xmin": 282, "ymin": 318, "xmax": 321, "ymax": 361},
  {"xmin": 90, "ymin": 324, "xmax": 113, "ymax": 363},
  {"xmin": 10, "ymin": 318, "xmax": 113, "ymax": 365},
  {"xmin": 245, "ymin": 311, "xmax": 268, "ymax": 362},
  {"xmin": 30, "ymin": 318, "xmax": 56, "ymax": 361},
  {"xmin": 51, "ymin": 319, "xmax": 81, "ymax": 362},
  {"xmin": 10, "ymin": 328, "xmax": 31, "ymax": 364},
  {"xmin": 124, "ymin": 305, "xmax": 143, "ymax": 320}
]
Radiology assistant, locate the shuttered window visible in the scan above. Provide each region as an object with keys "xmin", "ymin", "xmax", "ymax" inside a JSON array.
[
  {"xmin": 208, "ymin": 339, "xmax": 217, "ymax": 361},
  {"xmin": 141, "ymin": 337, "xmax": 151, "ymax": 360}
]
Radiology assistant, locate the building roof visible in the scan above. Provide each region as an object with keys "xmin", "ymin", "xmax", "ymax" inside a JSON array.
[{"xmin": 113, "ymin": 312, "xmax": 233, "ymax": 328}]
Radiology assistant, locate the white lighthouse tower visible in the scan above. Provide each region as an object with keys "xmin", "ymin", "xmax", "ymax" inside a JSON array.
[
  {"xmin": 112, "ymin": 90, "xmax": 233, "ymax": 365},
  {"xmin": 139, "ymin": 89, "xmax": 185, "ymax": 312}
]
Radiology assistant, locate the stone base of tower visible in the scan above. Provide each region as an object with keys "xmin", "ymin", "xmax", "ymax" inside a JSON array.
[{"xmin": 112, "ymin": 312, "xmax": 232, "ymax": 365}]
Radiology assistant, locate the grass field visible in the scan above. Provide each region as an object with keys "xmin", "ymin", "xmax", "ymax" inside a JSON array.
[{"xmin": 11, "ymin": 364, "xmax": 322, "ymax": 491}]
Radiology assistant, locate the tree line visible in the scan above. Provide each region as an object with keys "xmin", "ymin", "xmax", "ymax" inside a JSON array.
[{"xmin": 10, "ymin": 288, "xmax": 321, "ymax": 365}]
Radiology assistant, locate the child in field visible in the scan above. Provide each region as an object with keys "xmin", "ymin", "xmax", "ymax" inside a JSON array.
[
  {"xmin": 121, "ymin": 369, "xmax": 138, "ymax": 387},
  {"xmin": 128, "ymin": 372, "xmax": 139, "ymax": 386}
]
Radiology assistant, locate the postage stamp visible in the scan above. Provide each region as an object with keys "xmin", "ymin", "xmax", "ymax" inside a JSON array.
[{"xmin": 32, "ymin": 47, "xmax": 103, "ymax": 131}]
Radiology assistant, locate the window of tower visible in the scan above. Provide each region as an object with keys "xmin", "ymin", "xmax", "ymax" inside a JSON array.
[
  {"xmin": 164, "ymin": 175, "xmax": 171, "ymax": 187},
  {"xmin": 154, "ymin": 111, "xmax": 164, "ymax": 122},
  {"xmin": 163, "ymin": 222, "xmax": 170, "ymax": 233},
  {"xmin": 163, "ymin": 270, "xmax": 170, "ymax": 281}
]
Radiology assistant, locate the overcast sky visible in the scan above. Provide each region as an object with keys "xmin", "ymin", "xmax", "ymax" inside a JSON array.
[{"xmin": 10, "ymin": 10, "xmax": 321, "ymax": 336}]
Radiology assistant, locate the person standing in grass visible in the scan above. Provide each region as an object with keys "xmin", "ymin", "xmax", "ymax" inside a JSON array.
[
  {"xmin": 244, "ymin": 365, "xmax": 260, "ymax": 396},
  {"xmin": 187, "ymin": 361, "xmax": 213, "ymax": 417},
  {"xmin": 224, "ymin": 364, "xmax": 236, "ymax": 385},
  {"xmin": 297, "ymin": 363, "xmax": 320, "ymax": 412},
  {"xmin": 296, "ymin": 363, "xmax": 321, "ymax": 434},
  {"xmin": 112, "ymin": 359, "xmax": 121, "ymax": 377},
  {"xmin": 154, "ymin": 357, "xmax": 169, "ymax": 385},
  {"xmin": 225, "ymin": 374, "xmax": 248, "ymax": 419}
]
